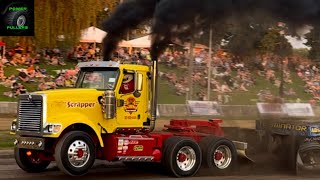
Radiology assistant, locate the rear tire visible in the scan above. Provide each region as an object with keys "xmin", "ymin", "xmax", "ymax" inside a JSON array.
[
  {"xmin": 54, "ymin": 131, "xmax": 96, "ymax": 176},
  {"xmin": 199, "ymin": 135, "xmax": 237, "ymax": 175},
  {"xmin": 296, "ymin": 141, "xmax": 320, "ymax": 176},
  {"xmin": 163, "ymin": 136, "xmax": 202, "ymax": 177},
  {"xmin": 14, "ymin": 148, "xmax": 51, "ymax": 173}
]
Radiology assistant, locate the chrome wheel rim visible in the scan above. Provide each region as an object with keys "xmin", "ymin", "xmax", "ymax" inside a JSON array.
[
  {"xmin": 17, "ymin": 15, "xmax": 26, "ymax": 26},
  {"xmin": 67, "ymin": 140, "xmax": 90, "ymax": 168},
  {"xmin": 176, "ymin": 146, "xmax": 196, "ymax": 171},
  {"xmin": 213, "ymin": 145, "xmax": 232, "ymax": 169}
]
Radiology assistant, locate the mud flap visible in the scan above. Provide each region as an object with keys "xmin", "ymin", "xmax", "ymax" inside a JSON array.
[{"xmin": 232, "ymin": 141, "xmax": 254, "ymax": 162}]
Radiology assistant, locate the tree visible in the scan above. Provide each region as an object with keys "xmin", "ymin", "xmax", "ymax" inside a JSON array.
[
  {"xmin": 305, "ymin": 26, "xmax": 320, "ymax": 62},
  {"xmin": 258, "ymin": 27, "xmax": 293, "ymax": 97}
]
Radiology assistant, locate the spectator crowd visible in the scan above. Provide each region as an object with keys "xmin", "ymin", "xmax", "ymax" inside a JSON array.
[{"xmin": 0, "ymin": 42, "xmax": 319, "ymax": 106}]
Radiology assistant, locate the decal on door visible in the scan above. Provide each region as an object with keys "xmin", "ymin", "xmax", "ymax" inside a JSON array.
[{"xmin": 124, "ymin": 97, "xmax": 139, "ymax": 114}]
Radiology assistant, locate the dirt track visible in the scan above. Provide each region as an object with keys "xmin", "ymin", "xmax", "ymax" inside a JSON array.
[
  {"xmin": 2, "ymin": 118, "xmax": 319, "ymax": 179},
  {"xmin": 0, "ymin": 158, "xmax": 318, "ymax": 180}
]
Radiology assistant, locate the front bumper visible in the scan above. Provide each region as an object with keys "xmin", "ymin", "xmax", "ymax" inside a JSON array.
[{"xmin": 14, "ymin": 136, "xmax": 45, "ymax": 150}]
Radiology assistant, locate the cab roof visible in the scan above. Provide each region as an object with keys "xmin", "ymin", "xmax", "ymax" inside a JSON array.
[{"xmin": 77, "ymin": 61, "xmax": 150, "ymax": 71}]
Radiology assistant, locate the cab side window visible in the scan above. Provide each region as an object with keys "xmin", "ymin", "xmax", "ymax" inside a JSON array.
[{"xmin": 119, "ymin": 73, "xmax": 135, "ymax": 94}]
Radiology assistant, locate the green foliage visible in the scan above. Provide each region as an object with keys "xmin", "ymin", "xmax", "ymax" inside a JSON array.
[
  {"xmin": 258, "ymin": 28, "xmax": 293, "ymax": 56},
  {"xmin": 305, "ymin": 26, "xmax": 320, "ymax": 62},
  {"xmin": 0, "ymin": 131, "xmax": 14, "ymax": 148},
  {"xmin": 293, "ymin": 48, "xmax": 309, "ymax": 59}
]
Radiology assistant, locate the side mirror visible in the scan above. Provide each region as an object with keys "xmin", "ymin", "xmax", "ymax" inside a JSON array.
[
  {"xmin": 135, "ymin": 73, "xmax": 143, "ymax": 91},
  {"xmin": 134, "ymin": 73, "xmax": 143, "ymax": 98}
]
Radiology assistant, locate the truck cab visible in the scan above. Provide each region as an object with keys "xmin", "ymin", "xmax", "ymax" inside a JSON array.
[{"xmin": 11, "ymin": 61, "xmax": 152, "ymax": 136}]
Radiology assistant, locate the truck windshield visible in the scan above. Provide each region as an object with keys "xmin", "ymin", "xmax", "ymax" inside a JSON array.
[{"xmin": 75, "ymin": 68, "xmax": 119, "ymax": 90}]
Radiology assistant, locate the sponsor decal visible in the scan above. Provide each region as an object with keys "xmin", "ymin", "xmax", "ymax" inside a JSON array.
[
  {"xmin": 272, "ymin": 123, "xmax": 307, "ymax": 132},
  {"xmin": 66, "ymin": 102, "xmax": 96, "ymax": 108},
  {"xmin": 124, "ymin": 140, "xmax": 129, "ymax": 146},
  {"xmin": 129, "ymin": 140, "xmax": 139, "ymax": 145},
  {"xmin": 125, "ymin": 115, "xmax": 137, "ymax": 120},
  {"xmin": 310, "ymin": 127, "xmax": 320, "ymax": 133},
  {"xmin": 305, "ymin": 137, "xmax": 320, "ymax": 142},
  {"xmin": 133, "ymin": 145, "xmax": 143, "ymax": 151},
  {"xmin": 124, "ymin": 97, "xmax": 139, "ymax": 114},
  {"xmin": 118, "ymin": 139, "xmax": 124, "ymax": 146},
  {"xmin": 308, "ymin": 126, "xmax": 320, "ymax": 137}
]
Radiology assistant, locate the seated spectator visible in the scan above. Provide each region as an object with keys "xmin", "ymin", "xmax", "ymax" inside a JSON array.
[
  {"xmin": 55, "ymin": 74, "xmax": 65, "ymax": 87},
  {"xmin": 9, "ymin": 57, "xmax": 18, "ymax": 66},
  {"xmin": 221, "ymin": 83, "xmax": 232, "ymax": 93},
  {"xmin": 38, "ymin": 79, "xmax": 49, "ymax": 91},
  {"xmin": 1, "ymin": 56, "xmax": 10, "ymax": 66},
  {"xmin": 49, "ymin": 56, "xmax": 59, "ymax": 65},
  {"xmin": 18, "ymin": 70, "xmax": 30, "ymax": 82},
  {"xmin": 58, "ymin": 57, "xmax": 66, "ymax": 66},
  {"xmin": 284, "ymin": 88, "xmax": 297, "ymax": 96},
  {"xmin": 17, "ymin": 54, "xmax": 27, "ymax": 64},
  {"xmin": 0, "ymin": 66, "xmax": 6, "ymax": 81},
  {"xmin": 15, "ymin": 83, "xmax": 27, "ymax": 96},
  {"xmin": 35, "ymin": 65, "xmax": 46, "ymax": 75},
  {"xmin": 45, "ymin": 77, "xmax": 57, "ymax": 89}
]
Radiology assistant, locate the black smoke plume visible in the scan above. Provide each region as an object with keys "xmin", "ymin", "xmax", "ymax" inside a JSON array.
[
  {"xmin": 101, "ymin": 0, "xmax": 159, "ymax": 60},
  {"xmin": 102, "ymin": 0, "xmax": 320, "ymax": 61}
]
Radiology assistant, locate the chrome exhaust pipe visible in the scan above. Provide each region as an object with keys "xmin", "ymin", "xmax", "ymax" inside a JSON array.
[{"xmin": 150, "ymin": 60, "xmax": 158, "ymax": 132}]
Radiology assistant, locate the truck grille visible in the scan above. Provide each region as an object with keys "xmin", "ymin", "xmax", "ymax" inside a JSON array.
[{"xmin": 17, "ymin": 94, "xmax": 43, "ymax": 135}]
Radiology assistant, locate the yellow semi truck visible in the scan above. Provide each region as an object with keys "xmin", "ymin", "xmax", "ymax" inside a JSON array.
[{"xmin": 10, "ymin": 60, "xmax": 248, "ymax": 177}]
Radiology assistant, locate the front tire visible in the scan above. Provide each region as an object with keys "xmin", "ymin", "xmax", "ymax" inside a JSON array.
[
  {"xmin": 54, "ymin": 131, "xmax": 96, "ymax": 176},
  {"xmin": 14, "ymin": 148, "xmax": 51, "ymax": 173}
]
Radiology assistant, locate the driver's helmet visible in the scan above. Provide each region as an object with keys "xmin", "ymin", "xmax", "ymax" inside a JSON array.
[
  {"xmin": 120, "ymin": 74, "xmax": 134, "ymax": 94},
  {"xmin": 123, "ymin": 74, "xmax": 133, "ymax": 83}
]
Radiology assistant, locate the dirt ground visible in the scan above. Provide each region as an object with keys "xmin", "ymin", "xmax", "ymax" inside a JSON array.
[{"xmin": 2, "ymin": 117, "xmax": 320, "ymax": 178}]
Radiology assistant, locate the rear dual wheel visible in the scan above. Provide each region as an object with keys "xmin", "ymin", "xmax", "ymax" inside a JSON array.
[
  {"xmin": 162, "ymin": 136, "xmax": 202, "ymax": 177},
  {"xmin": 199, "ymin": 136, "xmax": 237, "ymax": 175}
]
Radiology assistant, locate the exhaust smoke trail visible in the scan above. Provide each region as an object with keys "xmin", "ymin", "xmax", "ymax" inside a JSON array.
[{"xmin": 101, "ymin": 0, "xmax": 320, "ymax": 61}]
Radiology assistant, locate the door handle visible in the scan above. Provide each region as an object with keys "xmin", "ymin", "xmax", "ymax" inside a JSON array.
[{"xmin": 117, "ymin": 99, "xmax": 125, "ymax": 107}]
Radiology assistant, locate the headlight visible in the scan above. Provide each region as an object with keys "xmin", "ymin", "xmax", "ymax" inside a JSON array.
[
  {"xmin": 10, "ymin": 121, "xmax": 17, "ymax": 132},
  {"xmin": 44, "ymin": 124, "xmax": 62, "ymax": 134}
]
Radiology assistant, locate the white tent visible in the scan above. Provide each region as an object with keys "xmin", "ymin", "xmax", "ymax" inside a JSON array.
[
  {"xmin": 80, "ymin": 26, "xmax": 107, "ymax": 43},
  {"xmin": 119, "ymin": 35, "xmax": 151, "ymax": 48}
]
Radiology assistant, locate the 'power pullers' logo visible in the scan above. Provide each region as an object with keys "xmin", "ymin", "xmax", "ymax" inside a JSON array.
[{"xmin": 0, "ymin": 0, "xmax": 34, "ymax": 36}]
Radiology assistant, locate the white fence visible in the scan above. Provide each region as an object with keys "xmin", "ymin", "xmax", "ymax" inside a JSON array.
[{"xmin": 2, "ymin": 102, "xmax": 320, "ymax": 118}]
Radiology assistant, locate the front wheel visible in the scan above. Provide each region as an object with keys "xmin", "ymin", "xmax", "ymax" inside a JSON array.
[
  {"xmin": 54, "ymin": 131, "xmax": 96, "ymax": 176},
  {"xmin": 14, "ymin": 148, "xmax": 51, "ymax": 173}
]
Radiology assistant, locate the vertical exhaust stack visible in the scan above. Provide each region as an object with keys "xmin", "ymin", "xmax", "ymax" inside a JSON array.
[{"xmin": 150, "ymin": 60, "xmax": 158, "ymax": 132}]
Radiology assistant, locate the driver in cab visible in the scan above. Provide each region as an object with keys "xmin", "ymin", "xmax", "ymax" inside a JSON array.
[{"xmin": 120, "ymin": 73, "xmax": 134, "ymax": 94}]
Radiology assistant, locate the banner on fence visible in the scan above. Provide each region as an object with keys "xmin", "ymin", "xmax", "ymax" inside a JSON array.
[
  {"xmin": 257, "ymin": 103, "xmax": 314, "ymax": 117},
  {"xmin": 283, "ymin": 103, "xmax": 314, "ymax": 117},
  {"xmin": 187, "ymin": 101, "xmax": 221, "ymax": 116},
  {"xmin": 257, "ymin": 103, "xmax": 285, "ymax": 115}
]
